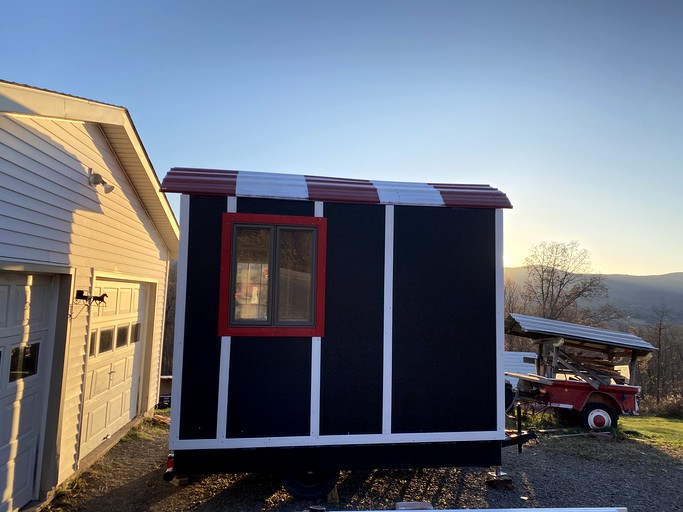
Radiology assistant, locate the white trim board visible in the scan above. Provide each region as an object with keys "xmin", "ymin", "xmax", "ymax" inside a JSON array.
[
  {"xmin": 169, "ymin": 194, "xmax": 191, "ymax": 443},
  {"xmin": 382, "ymin": 205, "xmax": 394, "ymax": 434},
  {"xmin": 169, "ymin": 428, "xmax": 505, "ymax": 450}
]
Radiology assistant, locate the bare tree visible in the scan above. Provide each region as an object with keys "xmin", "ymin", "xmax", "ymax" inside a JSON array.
[
  {"xmin": 522, "ymin": 240, "xmax": 608, "ymax": 322},
  {"xmin": 504, "ymin": 277, "xmax": 534, "ymax": 351},
  {"xmin": 640, "ymin": 305, "xmax": 682, "ymax": 405}
]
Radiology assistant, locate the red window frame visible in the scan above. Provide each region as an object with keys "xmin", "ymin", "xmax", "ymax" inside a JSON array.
[{"xmin": 218, "ymin": 212, "xmax": 327, "ymax": 337}]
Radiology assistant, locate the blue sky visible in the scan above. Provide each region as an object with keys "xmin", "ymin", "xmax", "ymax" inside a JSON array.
[{"xmin": 2, "ymin": 1, "xmax": 682, "ymax": 275}]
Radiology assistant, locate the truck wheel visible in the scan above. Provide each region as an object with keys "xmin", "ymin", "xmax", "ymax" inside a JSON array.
[
  {"xmin": 580, "ymin": 403, "xmax": 617, "ymax": 430},
  {"xmin": 281, "ymin": 469, "xmax": 340, "ymax": 499}
]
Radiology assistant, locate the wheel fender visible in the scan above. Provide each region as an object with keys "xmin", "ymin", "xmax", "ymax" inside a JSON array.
[{"xmin": 580, "ymin": 392, "xmax": 622, "ymax": 415}]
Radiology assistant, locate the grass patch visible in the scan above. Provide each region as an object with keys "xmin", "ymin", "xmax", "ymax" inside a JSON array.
[
  {"xmin": 620, "ymin": 415, "xmax": 683, "ymax": 448},
  {"xmin": 155, "ymin": 406, "xmax": 171, "ymax": 417},
  {"xmin": 120, "ymin": 416, "xmax": 170, "ymax": 442}
]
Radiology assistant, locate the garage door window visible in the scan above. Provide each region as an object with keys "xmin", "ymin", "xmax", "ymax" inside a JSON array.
[
  {"xmin": 99, "ymin": 328, "xmax": 114, "ymax": 353},
  {"xmin": 89, "ymin": 330, "xmax": 97, "ymax": 357},
  {"xmin": 219, "ymin": 213, "xmax": 327, "ymax": 337},
  {"xmin": 131, "ymin": 322, "xmax": 141, "ymax": 343},
  {"xmin": 9, "ymin": 343, "xmax": 40, "ymax": 382},
  {"xmin": 116, "ymin": 325, "xmax": 129, "ymax": 348}
]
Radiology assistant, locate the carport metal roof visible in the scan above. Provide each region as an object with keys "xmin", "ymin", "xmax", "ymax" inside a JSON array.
[{"xmin": 506, "ymin": 313, "xmax": 655, "ymax": 356}]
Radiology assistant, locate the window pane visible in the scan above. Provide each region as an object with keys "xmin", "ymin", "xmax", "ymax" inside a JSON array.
[
  {"xmin": 277, "ymin": 228, "xmax": 314, "ymax": 323},
  {"xmin": 233, "ymin": 227, "xmax": 271, "ymax": 322},
  {"xmin": 116, "ymin": 325, "xmax": 129, "ymax": 348},
  {"xmin": 9, "ymin": 343, "xmax": 40, "ymax": 382},
  {"xmin": 131, "ymin": 322, "xmax": 141, "ymax": 343},
  {"xmin": 99, "ymin": 328, "xmax": 114, "ymax": 353},
  {"xmin": 89, "ymin": 331, "xmax": 97, "ymax": 357}
]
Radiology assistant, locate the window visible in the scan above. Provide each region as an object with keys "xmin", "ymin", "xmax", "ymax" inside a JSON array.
[
  {"xmin": 131, "ymin": 322, "xmax": 141, "ymax": 343},
  {"xmin": 99, "ymin": 328, "xmax": 114, "ymax": 353},
  {"xmin": 219, "ymin": 213, "xmax": 326, "ymax": 337},
  {"xmin": 9, "ymin": 343, "xmax": 40, "ymax": 382},
  {"xmin": 116, "ymin": 325, "xmax": 129, "ymax": 348},
  {"xmin": 89, "ymin": 330, "xmax": 97, "ymax": 357}
]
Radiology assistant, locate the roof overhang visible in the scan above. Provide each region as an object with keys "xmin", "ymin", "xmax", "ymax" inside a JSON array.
[
  {"xmin": 505, "ymin": 313, "xmax": 655, "ymax": 357},
  {"xmin": 0, "ymin": 80, "xmax": 179, "ymax": 258}
]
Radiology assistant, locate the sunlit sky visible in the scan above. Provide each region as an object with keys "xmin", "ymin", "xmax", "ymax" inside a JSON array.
[{"xmin": 2, "ymin": 1, "xmax": 681, "ymax": 276}]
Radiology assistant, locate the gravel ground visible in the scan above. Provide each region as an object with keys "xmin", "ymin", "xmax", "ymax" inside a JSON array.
[{"xmin": 44, "ymin": 417, "xmax": 683, "ymax": 512}]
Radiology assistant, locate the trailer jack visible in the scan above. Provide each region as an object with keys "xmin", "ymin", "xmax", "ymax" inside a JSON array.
[{"xmin": 502, "ymin": 404, "xmax": 537, "ymax": 453}]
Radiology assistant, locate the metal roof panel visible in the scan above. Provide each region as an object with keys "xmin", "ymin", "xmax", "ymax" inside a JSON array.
[
  {"xmin": 160, "ymin": 167, "xmax": 512, "ymax": 209},
  {"xmin": 506, "ymin": 313, "xmax": 655, "ymax": 354}
]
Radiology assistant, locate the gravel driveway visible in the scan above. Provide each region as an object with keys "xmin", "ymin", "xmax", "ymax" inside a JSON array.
[{"xmin": 45, "ymin": 417, "xmax": 683, "ymax": 512}]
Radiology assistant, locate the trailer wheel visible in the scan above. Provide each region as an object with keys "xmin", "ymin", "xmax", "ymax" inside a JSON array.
[
  {"xmin": 580, "ymin": 402, "xmax": 617, "ymax": 430},
  {"xmin": 281, "ymin": 469, "xmax": 340, "ymax": 499}
]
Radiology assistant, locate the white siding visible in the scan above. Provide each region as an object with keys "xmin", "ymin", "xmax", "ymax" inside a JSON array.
[
  {"xmin": 503, "ymin": 351, "xmax": 538, "ymax": 387},
  {"xmin": 0, "ymin": 114, "xmax": 171, "ymax": 485}
]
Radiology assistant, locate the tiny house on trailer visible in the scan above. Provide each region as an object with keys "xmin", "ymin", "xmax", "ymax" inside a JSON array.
[{"xmin": 161, "ymin": 168, "xmax": 516, "ymax": 497}]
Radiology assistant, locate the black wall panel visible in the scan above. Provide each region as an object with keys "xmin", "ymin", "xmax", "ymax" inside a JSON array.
[
  {"xmin": 320, "ymin": 203, "xmax": 385, "ymax": 435},
  {"xmin": 391, "ymin": 206, "xmax": 498, "ymax": 433},
  {"xmin": 179, "ymin": 195, "xmax": 225, "ymax": 439},
  {"xmin": 237, "ymin": 197, "xmax": 314, "ymax": 217},
  {"xmin": 227, "ymin": 337, "xmax": 312, "ymax": 438}
]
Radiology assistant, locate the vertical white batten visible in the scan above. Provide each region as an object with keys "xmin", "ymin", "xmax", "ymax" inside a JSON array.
[
  {"xmin": 382, "ymin": 205, "xmax": 394, "ymax": 434},
  {"xmin": 495, "ymin": 209, "xmax": 505, "ymax": 434},
  {"xmin": 227, "ymin": 196, "xmax": 237, "ymax": 214},
  {"xmin": 310, "ymin": 336, "xmax": 322, "ymax": 436},
  {"xmin": 216, "ymin": 336, "xmax": 231, "ymax": 439},
  {"xmin": 169, "ymin": 194, "xmax": 191, "ymax": 445},
  {"xmin": 310, "ymin": 201, "xmax": 324, "ymax": 435}
]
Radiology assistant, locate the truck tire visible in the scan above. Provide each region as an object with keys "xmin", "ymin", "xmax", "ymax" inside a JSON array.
[
  {"xmin": 580, "ymin": 402, "xmax": 617, "ymax": 430},
  {"xmin": 281, "ymin": 469, "xmax": 340, "ymax": 499}
]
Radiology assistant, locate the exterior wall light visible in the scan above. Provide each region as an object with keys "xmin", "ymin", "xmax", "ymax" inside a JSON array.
[{"xmin": 88, "ymin": 168, "xmax": 115, "ymax": 194}]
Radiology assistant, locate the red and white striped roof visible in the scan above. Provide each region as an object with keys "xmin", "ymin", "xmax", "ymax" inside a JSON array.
[{"xmin": 160, "ymin": 168, "xmax": 512, "ymax": 209}]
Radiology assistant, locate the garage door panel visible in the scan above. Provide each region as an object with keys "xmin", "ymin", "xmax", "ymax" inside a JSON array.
[
  {"xmin": 1, "ymin": 446, "xmax": 35, "ymax": 510},
  {"xmin": 7, "ymin": 277, "xmax": 52, "ymax": 333},
  {"xmin": 21, "ymin": 283, "xmax": 49, "ymax": 329},
  {"xmin": 110, "ymin": 393, "xmax": 124, "ymax": 421},
  {"xmin": 87, "ymin": 402, "xmax": 108, "ymax": 441},
  {"xmin": 92, "ymin": 367, "xmax": 111, "ymax": 399},
  {"xmin": 0, "ymin": 395, "xmax": 38, "ymax": 448},
  {"xmin": 101, "ymin": 288, "xmax": 118, "ymax": 317},
  {"xmin": 118, "ymin": 288, "xmax": 132, "ymax": 314},
  {"xmin": 110, "ymin": 360, "xmax": 126, "ymax": 388},
  {"xmin": 123, "ymin": 389, "xmax": 132, "ymax": 414},
  {"xmin": 125, "ymin": 355, "xmax": 134, "ymax": 380}
]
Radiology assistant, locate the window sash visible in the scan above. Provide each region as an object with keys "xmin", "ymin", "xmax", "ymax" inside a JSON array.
[{"xmin": 229, "ymin": 224, "xmax": 316, "ymax": 327}]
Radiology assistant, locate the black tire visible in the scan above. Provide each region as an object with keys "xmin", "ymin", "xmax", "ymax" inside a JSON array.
[
  {"xmin": 281, "ymin": 469, "xmax": 340, "ymax": 499},
  {"xmin": 580, "ymin": 402, "xmax": 617, "ymax": 430}
]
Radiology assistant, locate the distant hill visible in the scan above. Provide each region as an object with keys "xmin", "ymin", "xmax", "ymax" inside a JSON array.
[{"xmin": 504, "ymin": 268, "xmax": 683, "ymax": 325}]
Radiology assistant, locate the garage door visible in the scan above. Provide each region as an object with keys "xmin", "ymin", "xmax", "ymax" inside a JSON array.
[
  {"xmin": 80, "ymin": 279, "xmax": 147, "ymax": 459},
  {"xmin": 0, "ymin": 272, "xmax": 55, "ymax": 512}
]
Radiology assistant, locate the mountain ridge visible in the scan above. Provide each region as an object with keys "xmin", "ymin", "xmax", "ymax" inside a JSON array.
[{"xmin": 504, "ymin": 268, "xmax": 683, "ymax": 325}]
